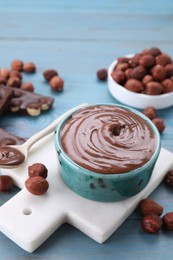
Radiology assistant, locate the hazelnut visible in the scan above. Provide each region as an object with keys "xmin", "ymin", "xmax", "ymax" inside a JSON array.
[
  {"xmin": 23, "ymin": 62, "xmax": 36, "ymax": 73},
  {"xmin": 139, "ymin": 55, "xmax": 155, "ymax": 68},
  {"xmin": 164, "ymin": 170, "xmax": 173, "ymax": 186},
  {"xmin": 162, "ymin": 212, "xmax": 173, "ymax": 231},
  {"xmin": 111, "ymin": 70, "xmax": 126, "ymax": 84},
  {"xmin": 26, "ymin": 103, "xmax": 41, "ymax": 116},
  {"xmin": 161, "ymin": 79, "xmax": 173, "ymax": 93},
  {"xmin": 148, "ymin": 47, "xmax": 162, "ymax": 57},
  {"xmin": 139, "ymin": 198, "xmax": 163, "ymax": 216},
  {"xmin": 11, "ymin": 59, "xmax": 24, "ymax": 71},
  {"xmin": 143, "ymin": 107, "xmax": 157, "ymax": 120},
  {"xmin": 49, "ymin": 76, "xmax": 64, "ymax": 91},
  {"xmin": 128, "ymin": 54, "xmax": 141, "ymax": 68},
  {"xmin": 7, "ymin": 76, "xmax": 21, "ymax": 88},
  {"xmin": 28, "ymin": 163, "xmax": 48, "ymax": 179},
  {"xmin": 141, "ymin": 214, "xmax": 162, "ymax": 234},
  {"xmin": 124, "ymin": 68, "xmax": 132, "ymax": 79},
  {"xmin": 165, "ymin": 63, "xmax": 173, "ymax": 77},
  {"xmin": 151, "ymin": 65, "xmax": 166, "ymax": 82},
  {"xmin": 156, "ymin": 54, "xmax": 172, "ymax": 66},
  {"xmin": 117, "ymin": 57, "xmax": 129, "ymax": 63},
  {"xmin": 140, "ymin": 49, "xmax": 150, "ymax": 56},
  {"xmin": 0, "ymin": 76, "xmax": 7, "ymax": 85},
  {"xmin": 9, "ymin": 99, "xmax": 21, "ymax": 112},
  {"xmin": 115, "ymin": 63, "xmax": 129, "ymax": 71},
  {"xmin": 25, "ymin": 176, "xmax": 49, "ymax": 195},
  {"xmin": 152, "ymin": 118, "xmax": 165, "ymax": 133},
  {"xmin": 96, "ymin": 69, "xmax": 108, "ymax": 81},
  {"xmin": 43, "ymin": 69, "xmax": 58, "ymax": 81},
  {"xmin": 39, "ymin": 97, "xmax": 53, "ymax": 111},
  {"xmin": 145, "ymin": 81, "xmax": 163, "ymax": 95},
  {"xmin": 0, "ymin": 68, "xmax": 10, "ymax": 79},
  {"xmin": 124, "ymin": 79, "xmax": 143, "ymax": 93},
  {"xmin": 9, "ymin": 70, "xmax": 22, "ymax": 80},
  {"xmin": 9, "ymin": 98, "xmax": 22, "ymax": 112},
  {"xmin": 21, "ymin": 82, "xmax": 34, "ymax": 92},
  {"xmin": 142, "ymin": 75, "xmax": 153, "ymax": 86},
  {"xmin": 130, "ymin": 66, "xmax": 147, "ymax": 80},
  {"xmin": 0, "ymin": 175, "xmax": 14, "ymax": 192}
]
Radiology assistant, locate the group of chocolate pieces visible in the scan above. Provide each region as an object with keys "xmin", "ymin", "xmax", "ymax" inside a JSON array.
[{"xmin": 0, "ymin": 82, "xmax": 55, "ymax": 147}]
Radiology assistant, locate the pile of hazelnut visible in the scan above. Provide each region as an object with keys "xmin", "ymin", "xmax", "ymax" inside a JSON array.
[
  {"xmin": 0, "ymin": 162, "xmax": 49, "ymax": 196},
  {"xmin": 139, "ymin": 170, "xmax": 173, "ymax": 234},
  {"xmin": 0, "ymin": 59, "xmax": 64, "ymax": 92},
  {"xmin": 111, "ymin": 47, "xmax": 173, "ymax": 95}
]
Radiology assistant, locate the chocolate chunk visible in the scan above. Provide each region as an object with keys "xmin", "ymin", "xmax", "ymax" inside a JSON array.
[
  {"xmin": 0, "ymin": 85, "xmax": 12, "ymax": 115},
  {"xmin": 4, "ymin": 86, "xmax": 54, "ymax": 116},
  {"xmin": 0, "ymin": 128, "xmax": 26, "ymax": 147}
]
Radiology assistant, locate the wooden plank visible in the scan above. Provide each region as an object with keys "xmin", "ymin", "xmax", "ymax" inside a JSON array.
[
  {"xmin": 0, "ymin": 0, "xmax": 173, "ymax": 15},
  {"xmin": 0, "ymin": 11, "xmax": 172, "ymax": 41}
]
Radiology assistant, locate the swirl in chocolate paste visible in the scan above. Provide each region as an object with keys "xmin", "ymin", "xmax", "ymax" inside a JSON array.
[
  {"xmin": 60, "ymin": 105, "xmax": 157, "ymax": 174},
  {"xmin": 0, "ymin": 147, "xmax": 25, "ymax": 166}
]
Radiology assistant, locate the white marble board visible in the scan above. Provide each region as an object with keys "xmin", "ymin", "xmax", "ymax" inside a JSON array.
[{"xmin": 0, "ymin": 133, "xmax": 173, "ymax": 252}]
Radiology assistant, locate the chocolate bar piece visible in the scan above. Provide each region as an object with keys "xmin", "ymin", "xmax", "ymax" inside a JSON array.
[
  {"xmin": 0, "ymin": 128, "xmax": 26, "ymax": 147},
  {"xmin": 5, "ymin": 86, "xmax": 54, "ymax": 116},
  {"xmin": 0, "ymin": 86, "xmax": 12, "ymax": 115}
]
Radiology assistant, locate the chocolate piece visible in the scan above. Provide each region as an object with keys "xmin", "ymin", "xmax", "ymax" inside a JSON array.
[
  {"xmin": 4, "ymin": 86, "xmax": 54, "ymax": 116},
  {"xmin": 0, "ymin": 86, "xmax": 12, "ymax": 115},
  {"xmin": 0, "ymin": 128, "xmax": 25, "ymax": 147},
  {"xmin": 60, "ymin": 105, "xmax": 157, "ymax": 174}
]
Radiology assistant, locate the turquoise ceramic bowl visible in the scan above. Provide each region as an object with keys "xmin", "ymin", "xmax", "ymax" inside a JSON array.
[{"xmin": 54, "ymin": 104, "xmax": 161, "ymax": 202}]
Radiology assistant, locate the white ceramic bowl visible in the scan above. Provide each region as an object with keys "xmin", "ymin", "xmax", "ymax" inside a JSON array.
[{"xmin": 108, "ymin": 55, "xmax": 173, "ymax": 109}]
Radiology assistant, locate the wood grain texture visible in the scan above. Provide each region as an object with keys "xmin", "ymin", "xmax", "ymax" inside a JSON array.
[{"xmin": 0, "ymin": 0, "xmax": 173, "ymax": 259}]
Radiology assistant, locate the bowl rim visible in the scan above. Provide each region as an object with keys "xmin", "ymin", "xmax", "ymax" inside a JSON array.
[
  {"xmin": 108, "ymin": 54, "xmax": 173, "ymax": 103},
  {"xmin": 54, "ymin": 103, "xmax": 161, "ymax": 180}
]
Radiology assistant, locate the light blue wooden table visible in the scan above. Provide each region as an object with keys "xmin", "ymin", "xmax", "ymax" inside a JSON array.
[{"xmin": 0, "ymin": 1, "xmax": 173, "ymax": 259}]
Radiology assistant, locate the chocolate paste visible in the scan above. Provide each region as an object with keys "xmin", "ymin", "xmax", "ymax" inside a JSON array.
[
  {"xmin": 60, "ymin": 105, "xmax": 157, "ymax": 174},
  {"xmin": 0, "ymin": 147, "xmax": 25, "ymax": 166}
]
